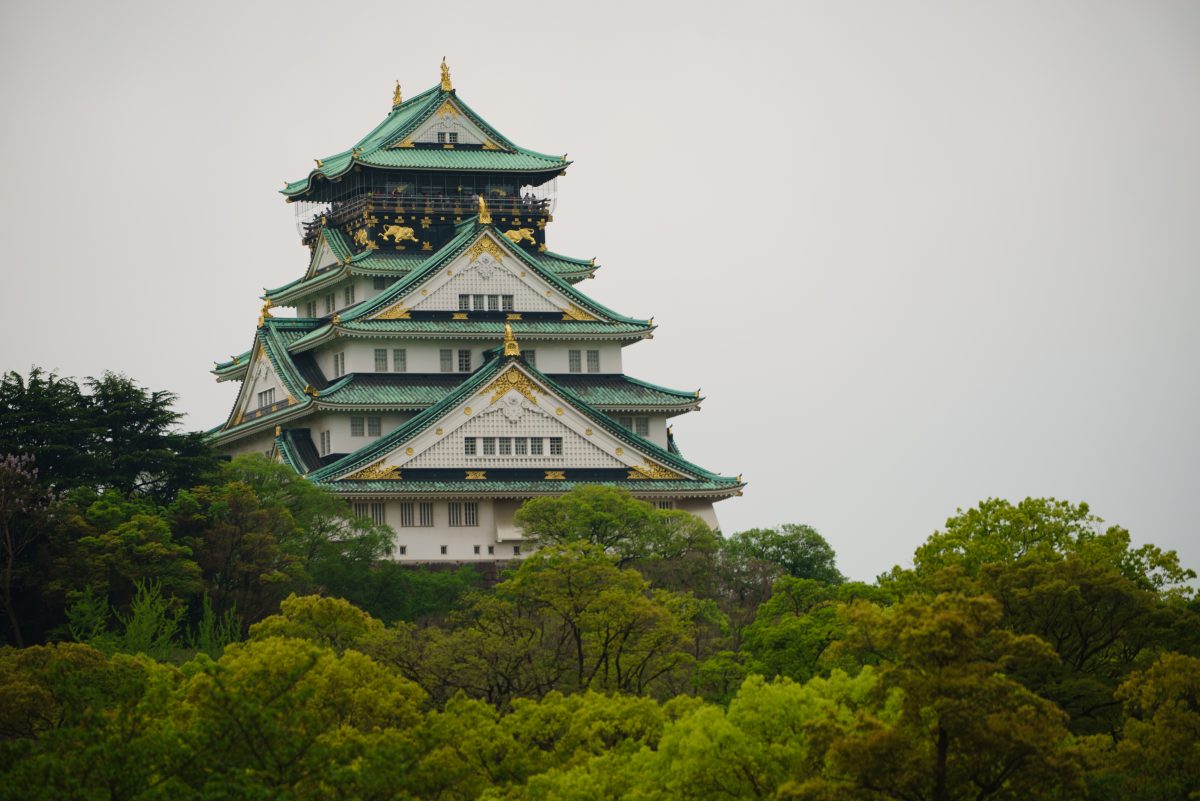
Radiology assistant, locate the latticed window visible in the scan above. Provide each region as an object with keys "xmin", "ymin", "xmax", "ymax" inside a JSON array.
[
  {"xmin": 635, "ymin": 417, "xmax": 649, "ymax": 437},
  {"xmin": 448, "ymin": 503, "xmax": 478, "ymax": 527},
  {"xmin": 524, "ymin": 350, "xmax": 536, "ymax": 367},
  {"xmin": 257, "ymin": 389, "xmax": 275, "ymax": 409},
  {"xmin": 587, "ymin": 350, "xmax": 600, "ymax": 373},
  {"xmin": 464, "ymin": 503, "xmax": 478, "ymax": 526},
  {"xmin": 482, "ymin": 437, "xmax": 496, "ymax": 455},
  {"xmin": 458, "ymin": 294, "xmax": 470, "ymax": 311},
  {"xmin": 513, "ymin": 545, "xmax": 521, "ymax": 555},
  {"xmin": 458, "ymin": 349, "xmax": 472, "ymax": 372},
  {"xmin": 448, "ymin": 503, "xmax": 462, "ymax": 527},
  {"xmin": 514, "ymin": 437, "xmax": 527, "ymax": 455},
  {"xmin": 440, "ymin": 349, "xmax": 452, "ymax": 372},
  {"xmin": 324, "ymin": 294, "xmax": 335, "ymax": 314},
  {"xmin": 393, "ymin": 349, "xmax": 406, "ymax": 372},
  {"xmin": 549, "ymin": 437, "xmax": 563, "ymax": 455},
  {"xmin": 530, "ymin": 438, "xmax": 544, "ymax": 455},
  {"xmin": 374, "ymin": 277, "xmax": 388, "ymax": 290},
  {"xmin": 498, "ymin": 437, "xmax": 511, "ymax": 455},
  {"xmin": 351, "ymin": 417, "xmax": 364, "ymax": 437},
  {"xmin": 440, "ymin": 544, "xmax": 448, "ymax": 554},
  {"xmin": 502, "ymin": 295, "xmax": 514, "ymax": 311},
  {"xmin": 399, "ymin": 503, "xmax": 415, "ymax": 527},
  {"xmin": 398, "ymin": 545, "xmax": 408, "ymax": 555},
  {"xmin": 367, "ymin": 417, "xmax": 381, "ymax": 436},
  {"xmin": 488, "ymin": 545, "xmax": 495, "ymax": 555},
  {"xmin": 374, "ymin": 349, "xmax": 388, "ymax": 372},
  {"xmin": 472, "ymin": 294, "xmax": 485, "ymax": 311},
  {"xmin": 568, "ymin": 350, "xmax": 581, "ymax": 373},
  {"xmin": 333, "ymin": 352, "xmax": 346, "ymax": 378},
  {"xmin": 487, "ymin": 295, "xmax": 499, "ymax": 311},
  {"xmin": 655, "ymin": 500, "xmax": 675, "ymax": 510},
  {"xmin": 344, "ymin": 285, "xmax": 356, "ymax": 306},
  {"xmin": 319, "ymin": 430, "xmax": 331, "ymax": 455},
  {"xmin": 419, "ymin": 503, "xmax": 433, "ymax": 527},
  {"xmin": 464, "ymin": 437, "xmax": 477, "ymax": 455},
  {"xmin": 305, "ymin": 301, "xmax": 317, "ymax": 318},
  {"xmin": 354, "ymin": 503, "xmax": 386, "ymax": 524}
]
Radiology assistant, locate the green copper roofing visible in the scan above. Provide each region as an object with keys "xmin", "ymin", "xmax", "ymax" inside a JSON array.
[
  {"xmin": 309, "ymin": 478, "xmax": 739, "ymax": 496},
  {"xmin": 213, "ymin": 350, "xmax": 252, "ymax": 380},
  {"xmin": 282, "ymin": 84, "xmax": 569, "ymax": 198},
  {"xmin": 342, "ymin": 223, "xmax": 647, "ymax": 327},
  {"xmin": 308, "ymin": 355, "xmax": 738, "ymax": 488},
  {"xmin": 288, "ymin": 319, "xmax": 652, "ymax": 353}
]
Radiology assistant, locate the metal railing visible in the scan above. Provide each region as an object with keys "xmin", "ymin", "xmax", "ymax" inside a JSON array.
[{"xmin": 301, "ymin": 193, "xmax": 550, "ymax": 241}]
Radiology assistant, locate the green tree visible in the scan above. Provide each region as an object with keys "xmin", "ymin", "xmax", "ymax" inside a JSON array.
[
  {"xmin": 0, "ymin": 455, "xmax": 58, "ymax": 646},
  {"xmin": 723, "ymin": 524, "xmax": 845, "ymax": 584}
]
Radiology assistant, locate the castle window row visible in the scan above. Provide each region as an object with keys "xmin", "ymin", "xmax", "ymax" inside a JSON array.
[
  {"xmin": 397, "ymin": 543, "xmax": 522, "ymax": 558},
  {"xmin": 618, "ymin": 416, "xmax": 650, "ymax": 436},
  {"xmin": 458, "ymin": 294, "xmax": 515, "ymax": 312},
  {"xmin": 568, "ymin": 349, "xmax": 601, "ymax": 373},
  {"xmin": 464, "ymin": 436, "xmax": 563, "ymax": 456},
  {"xmin": 350, "ymin": 416, "xmax": 382, "ymax": 437}
]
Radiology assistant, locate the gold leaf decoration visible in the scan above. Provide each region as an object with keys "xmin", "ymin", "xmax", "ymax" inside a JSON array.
[
  {"xmin": 544, "ymin": 470, "xmax": 566, "ymax": 480},
  {"xmin": 626, "ymin": 459, "xmax": 683, "ymax": 481},
  {"xmin": 466, "ymin": 236, "xmax": 506, "ymax": 263},
  {"xmin": 480, "ymin": 367, "xmax": 543, "ymax": 405},
  {"xmin": 466, "ymin": 470, "xmax": 486, "ymax": 480},
  {"xmin": 562, "ymin": 303, "xmax": 598, "ymax": 322},
  {"xmin": 377, "ymin": 304, "xmax": 411, "ymax": 320},
  {"xmin": 349, "ymin": 461, "xmax": 402, "ymax": 480}
]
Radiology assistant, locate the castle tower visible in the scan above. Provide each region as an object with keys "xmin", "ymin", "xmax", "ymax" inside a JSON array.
[{"xmin": 211, "ymin": 64, "xmax": 744, "ymax": 560}]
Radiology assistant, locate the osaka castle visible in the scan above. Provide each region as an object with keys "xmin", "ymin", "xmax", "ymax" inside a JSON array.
[{"xmin": 211, "ymin": 61, "xmax": 744, "ymax": 560}]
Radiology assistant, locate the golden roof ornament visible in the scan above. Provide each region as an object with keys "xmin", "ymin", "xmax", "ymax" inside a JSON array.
[
  {"xmin": 477, "ymin": 194, "xmax": 492, "ymax": 224},
  {"xmin": 440, "ymin": 57, "xmax": 453, "ymax": 91},
  {"xmin": 503, "ymin": 323, "xmax": 521, "ymax": 357},
  {"xmin": 392, "ymin": 80, "xmax": 403, "ymax": 108}
]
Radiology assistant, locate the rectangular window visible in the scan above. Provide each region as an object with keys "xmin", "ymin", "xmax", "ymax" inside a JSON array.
[
  {"xmin": 514, "ymin": 437, "xmax": 527, "ymax": 455},
  {"xmin": 399, "ymin": 503, "xmax": 415, "ymax": 527},
  {"xmin": 440, "ymin": 349, "xmax": 453, "ymax": 373},
  {"xmin": 513, "ymin": 545, "xmax": 521, "ymax": 556},
  {"xmin": 398, "ymin": 545, "xmax": 407, "ymax": 555},
  {"xmin": 458, "ymin": 349, "xmax": 472, "ymax": 372},
  {"xmin": 464, "ymin": 437, "xmax": 477, "ymax": 455},
  {"xmin": 440, "ymin": 544, "xmax": 448, "ymax": 555},
  {"xmin": 587, "ymin": 350, "xmax": 600, "ymax": 373},
  {"xmin": 458, "ymin": 294, "xmax": 470, "ymax": 311},
  {"xmin": 619, "ymin": 416, "xmax": 633, "ymax": 430},
  {"xmin": 474, "ymin": 545, "xmax": 481, "ymax": 555},
  {"xmin": 367, "ymin": 417, "xmax": 381, "ymax": 436},
  {"xmin": 482, "ymin": 437, "xmax": 496, "ymax": 455},
  {"xmin": 549, "ymin": 437, "xmax": 563, "ymax": 456},
  {"xmin": 257, "ymin": 388, "xmax": 275, "ymax": 409},
  {"xmin": 448, "ymin": 132, "xmax": 458, "ymax": 144},
  {"xmin": 344, "ymin": 285, "xmax": 356, "ymax": 306},
  {"xmin": 464, "ymin": 502, "xmax": 478, "ymax": 526},
  {"xmin": 568, "ymin": 350, "xmax": 581, "ymax": 373},
  {"xmin": 373, "ymin": 277, "xmax": 388, "ymax": 290},
  {"xmin": 324, "ymin": 293, "xmax": 335, "ymax": 314},
  {"xmin": 355, "ymin": 502, "xmax": 385, "ymax": 524},
  {"xmin": 374, "ymin": 349, "xmax": 388, "ymax": 372},
  {"xmin": 502, "ymin": 295, "xmax": 514, "ymax": 311},
  {"xmin": 437, "ymin": 132, "xmax": 445, "ymax": 143},
  {"xmin": 487, "ymin": 294, "xmax": 499, "ymax": 311},
  {"xmin": 319, "ymin": 430, "xmax": 331, "ymax": 455},
  {"xmin": 524, "ymin": 349, "xmax": 536, "ymax": 367},
  {"xmin": 635, "ymin": 417, "xmax": 650, "ymax": 437},
  {"xmin": 419, "ymin": 502, "xmax": 433, "ymax": 527},
  {"xmin": 472, "ymin": 294, "xmax": 485, "ymax": 311},
  {"xmin": 448, "ymin": 503, "xmax": 462, "ymax": 527},
  {"xmin": 655, "ymin": 500, "xmax": 675, "ymax": 510},
  {"xmin": 305, "ymin": 301, "xmax": 317, "ymax": 318},
  {"xmin": 529, "ymin": 438, "xmax": 543, "ymax": 455},
  {"xmin": 498, "ymin": 437, "xmax": 511, "ymax": 455},
  {"xmin": 333, "ymin": 352, "xmax": 346, "ymax": 378},
  {"xmin": 350, "ymin": 416, "xmax": 364, "ymax": 437},
  {"xmin": 488, "ymin": 545, "xmax": 495, "ymax": 555},
  {"xmin": 393, "ymin": 349, "xmax": 406, "ymax": 372}
]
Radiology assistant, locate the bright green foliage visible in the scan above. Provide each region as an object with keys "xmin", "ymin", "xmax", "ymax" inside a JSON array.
[
  {"xmin": 514, "ymin": 485, "xmax": 720, "ymax": 568},
  {"xmin": 250, "ymin": 593, "xmax": 387, "ymax": 654},
  {"xmin": 722, "ymin": 524, "xmax": 845, "ymax": 584},
  {"xmin": 1083, "ymin": 652, "xmax": 1200, "ymax": 801}
]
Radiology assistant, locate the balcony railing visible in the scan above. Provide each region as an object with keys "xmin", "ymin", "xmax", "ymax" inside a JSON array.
[{"xmin": 301, "ymin": 193, "xmax": 550, "ymax": 242}]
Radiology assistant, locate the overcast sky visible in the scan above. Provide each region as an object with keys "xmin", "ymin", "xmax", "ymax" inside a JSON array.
[{"xmin": 2, "ymin": 0, "xmax": 1197, "ymax": 581}]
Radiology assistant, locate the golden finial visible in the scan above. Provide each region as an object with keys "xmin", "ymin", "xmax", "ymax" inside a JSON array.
[
  {"xmin": 477, "ymin": 194, "xmax": 492, "ymax": 224},
  {"xmin": 274, "ymin": 425, "xmax": 282, "ymax": 437},
  {"xmin": 503, "ymin": 323, "xmax": 520, "ymax": 357},
  {"xmin": 315, "ymin": 159, "xmax": 323, "ymax": 168},
  {"xmin": 257, "ymin": 299, "xmax": 273, "ymax": 327},
  {"xmin": 440, "ymin": 57, "xmax": 453, "ymax": 91},
  {"xmin": 392, "ymin": 80, "xmax": 403, "ymax": 108}
]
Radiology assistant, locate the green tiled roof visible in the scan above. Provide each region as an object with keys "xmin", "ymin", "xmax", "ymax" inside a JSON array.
[
  {"xmin": 213, "ymin": 350, "xmax": 252, "ymax": 380},
  {"xmin": 313, "ymin": 373, "xmax": 698, "ymax": 412},
  {"xmin": 311, "ymin": 478, "xmax": 738, "ymax": 496},
  {"xmin": 343, "ymin": 223, "xmax": 647, "ymax": 327},
  {"xmin": 308, "ymin": 355, "xmax": 738, "ymax": 489},
  {"xmin": 283, "ymin": 85, "xmax": 568, "ymax": 198}
]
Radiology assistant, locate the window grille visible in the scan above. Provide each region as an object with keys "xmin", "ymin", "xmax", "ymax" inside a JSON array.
[
  {"xmin": 351, "ymin": 417, "xmax": 364, "ymax": 437},
  {"xmin": 587, "ymin": 350, "xmax": 600, "ymax": 372},
  {"xmin": 367, "ymin": 417, "xmax": 381, "ymax": 436},
  {"xmin": 333, "ymin": 352, "xmax": 346, "ymax": 378},
  {"xmin": 513, "ymin": 545, "xmax": 521, "ymax": 555},
  {"xmin": 374, "ymin": 349, "xmax": 388, "ymax": 372},
  {"xmin": 568, "ymin": 350, "xmax": 581, "ymax": 373},
  {"xmin": 344, "ymin": 285, "xmax": 355, "ymax": 305},
  {"xmin": 549, "ymin": 437, "xmax": 563, "ymax": 455},
  {"xmin": 257, "ymin": 389, "xmax": 275, "ymax": 409},
  {"xmin": 514, "ymin": 437, "xmax": 527, "ymax": 455},
  {"xmin": 464, "ymin": 437, "xmax": 477, "ymax": 455},
  {"xmin": 464, "ymin": 502, "xmax": 478, "ymax": 526},
  {"xmin": 398, "ymin": 545, "xmax": 407, "ymax": 555},
  {"xmin": 324, "ymin": 294, "xmax": 335, "ymax": 314},
  {"xmin": 448, "ymin": 503, "xmax": 462, "ymax": 527},
  {"xmin": 499, "ymin": 437, "xmax": 512, "ymax": 455},
  {"xmin": 474, "ymin": 545, "xmax": 481, "ymax": 555},
  {"xmin": 305, "ymin": 301, "xmax": 317, "ymax": 318},
  {"xmin": 487, "ymin": 294, "xmax": 499, "ymax": 311},
  {"xmin": 458, "ymin": 294, "xmax": 470, "ymax": 311},
  {"xmin": 440, "ymin": 544, "xmax": 448, "ymax": 554},
  {"xmin": 482, "ymin": 437, "xmax": 496, "ymax": 455},
  {"xmin": 655, "ymin": 500, "xmax": 675, "ymax": 510},
  {"xmin": 524, "ymin": 350, "xmax": 536, "ymax": 367},
  {"xmin": 618, "ymin": 416, "xmax": 633, "ymax": 430},
  {"xmin": 502, "ymin": 295, "xmax": 514, "ymax": 311},
  {"xmin": 419, "ymin": 503, "xmax": 433, "ymax": 527},
  {"xmin": 319, "ymin": 430, "xmax": 331, "ymax": 455},
  {"xmin": 472, "ymin": 294, "xmax": 485, "ymax": 311},
  {"xmin": 635, "ymin": 417, "xmax": 649, "ymax": 437},
  {"xmin": 488, "ymin": 545, "xmax": 495, "ymax": 555},
  {"xmin": 530, "ymin": 437, "xmax": 543, "ymax": 455},
  {"xmin": 393, "ymin": 349, "xmax": 406, "ymax": 372},
  {"xmin": 373, "ymin": 277, "xmax": 388, "ymax": 290},
  {"xmin": 440, "ymin": 349, "xmax": 453, "ymax": 372},
  {"xmin": 458, "ymin": 349, "xmax": 472, "ymax": 372},
  {"xmin": 399, "ymin": 503, "xmax": 415, "ymax": 527}
]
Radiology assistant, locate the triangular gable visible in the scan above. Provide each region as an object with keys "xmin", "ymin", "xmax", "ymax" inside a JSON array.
[
  {"xmin": 368, "ymin": 231, "xmax": 607, "ymax": 322},
  {"xmin": 306, "ymin": 234, "xmax": 342, "ymax": 279},
  {"xmin": 388, "ymin": 98, "xmax": 506, "ymax": 150},
  {"xmin": 326, "ymin": 361, "xmax": 687, "ymax": 482},
  {"xmin": 224, "ymin": 339, "xmax": 297, "ymax": 429}
]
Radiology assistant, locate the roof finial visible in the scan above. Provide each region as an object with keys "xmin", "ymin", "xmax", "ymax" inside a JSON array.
[
  {"xmin": 392, "ymin": 80, "xmax": 403, "ymax": 108},
  {"xmin": 477, "ymin": 194, "xmax": 492, "ymax": 224},
  {"xmin": 503, "ymin": 323, "xmax": 520, "ymax": 357},
  {"xmin": 440, "ymin": 57, "xmax": 453, "ymax": 92}
]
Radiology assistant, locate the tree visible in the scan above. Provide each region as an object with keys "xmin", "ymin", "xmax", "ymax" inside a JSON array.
[
  {"xmin": 0, "ymin": 455, "xmax": 58, "ymax": 646},
  {"xmin": 722, "ymin": 524, "xmax": 845, "ymax": 585}
]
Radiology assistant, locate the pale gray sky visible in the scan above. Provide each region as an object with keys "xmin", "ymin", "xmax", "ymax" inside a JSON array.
[{"xmin": 2, "ymin": 0, "xmax": 1197, "ymax": 581}]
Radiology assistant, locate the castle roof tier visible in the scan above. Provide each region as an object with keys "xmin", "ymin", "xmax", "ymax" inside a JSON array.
[{"xmin": 211, "ymin": 63, "xmax": 743, "ymax": 558}]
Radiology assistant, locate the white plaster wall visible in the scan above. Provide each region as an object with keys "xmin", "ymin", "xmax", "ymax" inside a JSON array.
[
  {"xmin": 307, "ymin": 411, "xmax": 415, "ymax": 455},
  {"xmin": 223, "ymin": 430, "xmax": 277, "ymax": 459},
  {"xmin": 674, "ymin": 499, "xmax": 720, "ymax": 530},
  {"xmin": 379, "ymin": 499, "xmax": 531, "ymax": 561},
  {"xmin": 524, "ymin": 343, "xmax": 623, "ymax": 374}
]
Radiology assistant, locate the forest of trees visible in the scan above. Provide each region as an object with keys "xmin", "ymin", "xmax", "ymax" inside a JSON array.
[{"xmin": 1, "ymin": 368, "xmax": 1198, "ymax": 801}]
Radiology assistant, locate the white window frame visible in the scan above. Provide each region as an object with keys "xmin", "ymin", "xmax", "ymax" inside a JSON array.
[
  {"xmin": 393, "ymin": 348, "xmax": 407, "ymax": 373},
  {"xmin": 350, "ymin": 416, "xmax": 364, "ymax": 437},
  {"xmin": 568, "ymin": 350, "xmax": 581, "ymax": 373},
  {"xmin": 440, "ymin": 349, "xmax": 453, "ymax": 373},
  {"xmin": 374, "ymin": 349, "xmax": 388, "ymax": 372}
]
